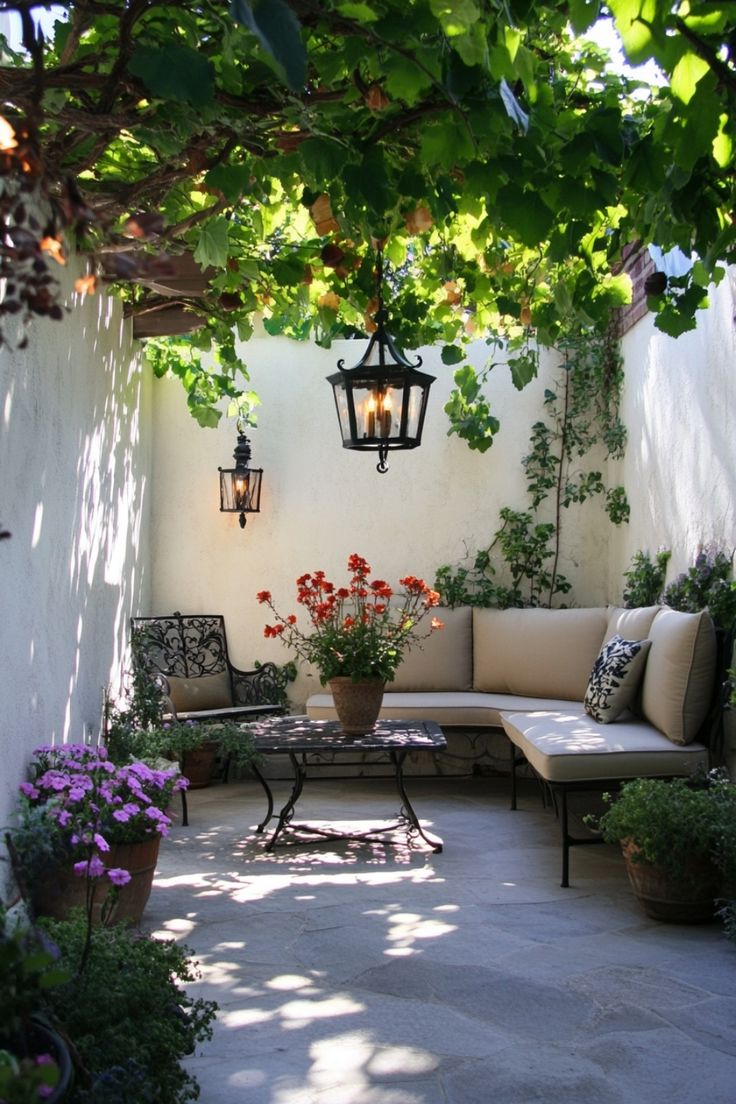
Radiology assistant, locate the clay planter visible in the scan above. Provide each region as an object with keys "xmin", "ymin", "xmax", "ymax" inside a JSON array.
[
  {"xmin": 181, "ymin": 740, "xmax": 220, "ymax": 788},
  {"xmin": 33, "ymin": 835, "xmax": 162, "ymax": 927},
  {"xmin": 328, "ymin": 677, "xmax": 386, "ymax": 735},
  {"xmin": 621, "ymin": 839, "xmax": 720, "ymax": 924}
]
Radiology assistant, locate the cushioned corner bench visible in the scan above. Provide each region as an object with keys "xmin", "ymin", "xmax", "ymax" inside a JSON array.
[{"xmin": 307, "ymin": 603, "xmax": 725, "ymax": 886}]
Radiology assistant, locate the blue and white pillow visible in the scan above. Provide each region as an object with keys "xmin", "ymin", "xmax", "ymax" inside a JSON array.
[{"xmin": 584, "ymin": 635, "xmax": 652, "ymax": 723}]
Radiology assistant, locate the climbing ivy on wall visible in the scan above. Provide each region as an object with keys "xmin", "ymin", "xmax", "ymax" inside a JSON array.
[{"xmin": 435, "ymin": 321, "xmax": 629, "ymax": 608}]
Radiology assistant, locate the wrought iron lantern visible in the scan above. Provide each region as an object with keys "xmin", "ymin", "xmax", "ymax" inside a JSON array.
[
  {"xmin": 218, "ymin": 422, "xmax": 263, "ymax": 529},
  {"xmin": 327, "ymin": 250, "xmax": 435, "ymax": 473}
]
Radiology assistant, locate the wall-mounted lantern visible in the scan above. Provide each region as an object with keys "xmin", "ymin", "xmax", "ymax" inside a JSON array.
[{"xmin": 218, "ymin": 422, "xmax": 263, "ymax": 529}]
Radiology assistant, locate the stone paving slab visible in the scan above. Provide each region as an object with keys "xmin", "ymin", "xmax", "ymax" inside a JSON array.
[{"xmin": 144, "ymin": 777, "xmax": 736, "ymax": 1104}]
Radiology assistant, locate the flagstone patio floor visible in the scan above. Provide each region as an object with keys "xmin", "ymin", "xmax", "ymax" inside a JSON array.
[{"xmin": 144, "ymin": 776, "xmax": 736, "ymax": 1104}]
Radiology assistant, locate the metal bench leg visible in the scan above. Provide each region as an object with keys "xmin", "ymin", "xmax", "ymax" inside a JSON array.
[{"xmin": 560, "ymin": 787, "xmax": 570, "ymax": 888}]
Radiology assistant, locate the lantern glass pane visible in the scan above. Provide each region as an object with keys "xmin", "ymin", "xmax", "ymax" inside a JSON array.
[{"xmin": 219, "ymin": 469, "xmax": 262, "ymax": 513}]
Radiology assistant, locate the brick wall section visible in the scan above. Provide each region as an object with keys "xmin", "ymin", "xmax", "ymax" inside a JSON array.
[{"xmin": 616, "ymin": 245, "xmax": 657, "ymax": 335}]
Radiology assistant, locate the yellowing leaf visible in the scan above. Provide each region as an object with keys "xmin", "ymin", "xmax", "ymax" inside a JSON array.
[
  {"xmin": 404, "ymin": 205, "xmax": 433, "ymax": 234},
  {"xmin": 318, "ymin": 291, "xmax": 340, "ymax": 309},
  {"xmin": 74, "ymin": 275, "xmax": 98, "ymax": 298},
  {"xmin": 40, "ymin": 237, "xmax": 66, "ymax": 265}
]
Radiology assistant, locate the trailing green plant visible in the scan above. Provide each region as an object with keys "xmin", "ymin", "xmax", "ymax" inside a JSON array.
[
  {"xmin": 120, "ymin": 719, "xmax": 263, "ymax": 776},
  {"xmin": 103, "ymin": 626, "xmax": 167, "ymax": 758},
  {"xmin": 591, "ymin": 771, "xmax": 736, "ymax": 894},
  {"xmin": 38, "ymin": 912, "xmax": 217, "ymax": 1104},
  {"xmin": 662, "ymin": 550, "xmax": 736, "ymax": 632},
  {"xmin": 437, "ymin": 325, "xmax": 628, "ymax": 608},
  {"xmin": 622, "ymin": 549, "xmax": 672, "ymax": 608}
]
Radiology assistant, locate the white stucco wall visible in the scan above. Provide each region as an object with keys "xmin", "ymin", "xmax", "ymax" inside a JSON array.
[
  {"xmin": 0, "ymin": 261, "xmax": 152, "ymax": 847},
  {"xmin": 606, "ymin": 270, "xmax": 736, "ymax": 597},
  {"xmin": 150, "ymin": 337, "xmax": 610, "ymax": 709}
]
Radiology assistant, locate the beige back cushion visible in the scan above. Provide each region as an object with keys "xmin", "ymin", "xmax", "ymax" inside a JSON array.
[
  {"xmin": 390, "ymin": 606, "xmax": 473, "ymax": 692},
  {"xmin": 606, "ymin": 605, "xmax": 660, "ymax": 642},
  {"xmin": 640, "ymin": 608, "xmax": 716, "ymax": 744},
  {"xmin": 473, "ymin": 607, "xmax": 608, "ymax": 700},
  {"xmin": 167, "ymin": 670, "xmax": 233, "ymax": 712}
]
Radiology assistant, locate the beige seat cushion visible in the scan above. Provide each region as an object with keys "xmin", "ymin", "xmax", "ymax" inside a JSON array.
[
  {"xmin": 501, "ymin": 709, "xmax": 708, "ymax": 783},
  {"xmin": 640, "ymin": 608, "xmax": 716, "ymax": 744},
  {"xmin": 166, "ymin": 670, "xmax": 233, "ymax": 712},
  {"xmin": 473, "ymin": 607, "xmax": 607, "ymax": 700},
  {"xmin": 390, "ymin": 606, "xmax": 473, "ymax": 692},
  {"xmin": 306, "ymin": 691, "xmax": 584, "ymax": 729}
]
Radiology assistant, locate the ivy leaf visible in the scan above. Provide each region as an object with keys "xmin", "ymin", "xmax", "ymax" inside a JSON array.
[
  {"xmin": 299, "ymin": 138, "xmax": 349, "ymax": 187},
  {"xmin": 441, "ymin": 344, "xmax": 464, "ymax": 365},
  {"xmin": 509, "ymin": 352, "xmax": 538, "ymax": 391},
  {"xmin": 670, "ymin": 51, "xmax": 711, "ymax": 104},
  {"xmin": 194, "ymin": 218, "xmax": 230, "ymax": 269},
  {"xmin": 204, "ymin": 163, "xmax": 253, "ymax": 202},
  {"xmin": 128, "ymin": 46, "xmax": 214, "ymax": 106},
  {"xmin": 495, "ymin": 184, "xmax": 554, "ymax": 246},
  {"xmin": 229, "ymin": 0, "xmax": 306, "ymax": 91},
  {"xmin": 336, "ymin": 2, "xmax": 379, "ymax": 19},
  {"xmin": 499, "ymin": 78, "xmax": 529, "ymax": 133},
  {"xmin": 568, "ymin": 0, "xmax": 600, "ymax": 34}
]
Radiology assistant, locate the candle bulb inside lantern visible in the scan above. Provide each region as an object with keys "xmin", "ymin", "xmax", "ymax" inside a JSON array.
[
  {"xmin": 234, "ymin": 474, "xmax": 250, "ymax": 509},
  {"xmin": 366, "ymin": 396, "xmax": 377, "ymax": 437},
  {"xmin": 381, "ymin": 395, "xmax": 392, "ymax": 437}
]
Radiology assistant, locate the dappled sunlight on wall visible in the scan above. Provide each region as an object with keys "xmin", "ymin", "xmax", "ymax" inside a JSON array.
[
  {"xmin": 606, "ymin": 269, "xmax": 736, "ymax": 601},
  {"xmin": 0, "ymin": 258, "xmax": 152, "ymax": 842}
]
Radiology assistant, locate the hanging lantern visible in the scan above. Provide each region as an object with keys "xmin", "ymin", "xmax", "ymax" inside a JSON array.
[
  {"xmin": 218, "ymin": 422, "xmax": 263, "ymax": 529},
  {"xmin": 327, "ymin": 250, "xmax": 435, "ymax": 473}
]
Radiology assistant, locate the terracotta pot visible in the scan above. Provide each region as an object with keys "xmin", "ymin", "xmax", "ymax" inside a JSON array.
[
  {"xmin": 621, "ymin": 839, "xmax": 720, "ymax": 924},
  {"xmin": 33, "ymin": 835, "xmax": 162, "ymax": 927},
  {"xmin": 181, "ymin": 740, "xmax": 220, "ymax": 788},
  {"xmin": 328, "ymin": 677, "xmax": 385, "ymax": 735}
]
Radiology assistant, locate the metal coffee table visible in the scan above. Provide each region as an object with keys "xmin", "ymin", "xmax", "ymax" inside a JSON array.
[{"xmin": 248, "ymin": 716, "xmax": 446, "ymax": 852}]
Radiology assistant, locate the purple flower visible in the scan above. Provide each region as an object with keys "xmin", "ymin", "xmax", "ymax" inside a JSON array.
[
  {"xmin": 58, "ymin": 810, "xmax": 71, "ymax": 827},
  {"xmin": 74, "ymin": 854, "xmax": 105, "ymax": 878},
  {"xmin": 93, "ymin": 832, "xmax": 110, "ymax": 852},
  {"xmin": 19, "ymin": 782, "xmax": 39, "ymax": 799},
  {"xmin": 34, "ymin": 1054, "xmax": 55, "ymax": 1067},
  {"xmin": 68, "ymin": 787, "xmax": 87, "ymax": 802},
  {"xmin": 113, "ymin": 809, "xmax": 130, "ymax": 823},
  {"xmin": 107, "ymin": 867, "xmax": 131, "ymax": 887},
  {"xmin": 123, "ymin": 802, "xmax": 140, "ymax": 816}
]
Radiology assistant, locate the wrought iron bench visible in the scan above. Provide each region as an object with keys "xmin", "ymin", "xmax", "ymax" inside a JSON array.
[
  {"xmin": 130, "ymin": 612, "xmax": 289, "ymax": 823},
  {"xmin": 130, "ymin": 612, "xmax": 289, "ymax": 725}
]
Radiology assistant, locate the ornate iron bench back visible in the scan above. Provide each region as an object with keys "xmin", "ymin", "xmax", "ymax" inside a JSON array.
[{"xmin": 132, "ymin": 613, "xmax": 231, "ymax": 680}]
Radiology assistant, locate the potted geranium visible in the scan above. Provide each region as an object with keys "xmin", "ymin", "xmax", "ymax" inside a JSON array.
[
  {"xmin": 8, "ymin": 744, "xmax": 186, "ymax": 927},
  {"xmin": 594, "ymin": 770, "xmax": 736, "ymax": 924},
  {"xmin": 257, "ymin": 553, "xmax": 443, "ymax": 733}
]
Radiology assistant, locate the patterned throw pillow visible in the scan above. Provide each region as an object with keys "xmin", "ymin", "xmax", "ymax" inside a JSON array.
[{"xmin": 584, "ymin": 635, "xmax": 652, "ymax": 724}]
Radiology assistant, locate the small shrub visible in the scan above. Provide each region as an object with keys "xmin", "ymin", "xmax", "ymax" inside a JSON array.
[
  {"xmin": 622, "ymin": 549, "xmax": 671, "ymax": 608},
  {"xmin": 39, "ymin": 912, "xmax": 217, "ymax": 1104}
]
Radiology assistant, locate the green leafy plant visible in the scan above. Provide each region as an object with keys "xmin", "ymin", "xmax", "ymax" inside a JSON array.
[
  {"xmin": 123, "ymin": 718, "xmax": 263, "ymax": 776},
  {"xmin": 437, "ymin": 325, "xmax": 627, "ymax": 608},
  {"xmin": 622, "ymin": 549, "xmax": 672, "ymax": 608},
  {"xmin": 0, "ymin": 3, "xmax": 732, "ymax": 425},
  {"xmin": 38, "ymin": 913, "xmax": 217, "ymax": 1104},
  {"xmin": 662, "ymin": 550, "xmax": 736, "ymax": 631},
  {"xmin": 0, "ymin": 913, "xmax": 68, "ymax": 1104},
  {"xmin": 592, "ymin": 772, "xmax": 736, "ymax": 892}
]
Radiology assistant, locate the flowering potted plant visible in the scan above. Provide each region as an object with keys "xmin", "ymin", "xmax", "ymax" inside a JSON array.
[
  {"xmin": 257, "ymin": 553, "xmax": 443, "ymax": 732},
  {"xmin": 8, "ymin": 744, "xmax": 186, "ymax": 928}
]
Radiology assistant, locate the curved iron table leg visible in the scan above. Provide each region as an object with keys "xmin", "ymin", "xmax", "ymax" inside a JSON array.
[
  {"xmin": 251, "ymin": 761, "xmax": 274, "ymax": 833},
  {"xmin": 391, "ymin": 750, "xmax": 443, "ymax": 852},
  {"xmin": 266, "ymin": 751, "xmax": 305, "ymax": 851}
]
